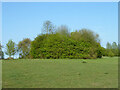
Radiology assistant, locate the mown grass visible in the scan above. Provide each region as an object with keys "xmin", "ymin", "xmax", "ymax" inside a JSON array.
[{"xmin": 2, "ymin": 57, "xmax": 118, "ymax": 88}]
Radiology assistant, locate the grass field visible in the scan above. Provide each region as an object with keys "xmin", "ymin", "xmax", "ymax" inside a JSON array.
[{"xmin": 2, "ymin": 57, "xmax": 118, "ymax": 88}]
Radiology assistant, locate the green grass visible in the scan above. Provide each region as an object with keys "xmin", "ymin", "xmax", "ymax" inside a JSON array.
[{"xmin": 2, "ymin": 57, "xmax": 118, "ymax": 88}]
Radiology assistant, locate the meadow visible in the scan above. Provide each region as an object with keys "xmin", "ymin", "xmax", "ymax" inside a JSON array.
[{"xmin": 2, "ymin": 57, "xmax": 118, "ymax": 88}]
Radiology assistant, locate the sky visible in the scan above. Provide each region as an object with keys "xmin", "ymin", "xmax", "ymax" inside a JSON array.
[{"xmin": 2, "ymin": 2, "xmax": 118, "ymax": 58}]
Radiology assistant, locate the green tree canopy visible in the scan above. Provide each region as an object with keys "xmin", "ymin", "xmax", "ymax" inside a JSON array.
[
  {"xmin": 71, "ymin": 29, "xmax": 100, "ymax": 44},
  {"xmin": 18, "ymin": 38, "xmax": 31, "ymax": 58},
  {"xmin": 5, "ymin": 40, "xmax": 16, "ymax": 58}
]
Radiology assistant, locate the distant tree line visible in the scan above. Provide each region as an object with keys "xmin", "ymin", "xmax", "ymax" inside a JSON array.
[
  {"xmin": 102, "ymin": 42, "xmax": 119, "ymax": 57},
  {"xmin": 0, "ymin": 20, "xmax": 119, "ymax": 59}
]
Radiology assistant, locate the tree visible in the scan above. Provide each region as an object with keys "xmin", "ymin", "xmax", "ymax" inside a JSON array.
[
  {"xmin": 104, "ymin": 42, "xmax": 118, "ymax": 56},
  {"xmin": 71, "ymin": 29, "xmax": 100, "ymax": 44},
  {"xmin": 42, "ymin": 20, "xmax": 55, "ymax": 34},
  {"xmin": 56, "ymin": 25, "xmax": 70, "ymax": 37},
  {"xmin": 18, "ymin": 38, "xmax": 31, "ymax": 58},
  {"xmin": 105, "ymin": 42, "xmax": 115, "ymax": 57},
  {"xmin": 106, "ymin": 49, "xmax": 114, "ymax": 57},
  {"xmin": 106, "ymin": 42, "xmax": 112, "ymax": 49},
  {"xmin": 111, "ymin": 42, "xmax": 118, "ymax": 56},
  {"xmin": 5, "ymin": 40, "xmax": 16, "ymax": 58},
  {"xmin": 79, "ymin": 29, "xmax": 100, "ymax": 43},
  {"xmin": 96, "ymin": 43, "xmax": 103, "ymax": 58},
  {"xmin": 0, "ymin": 42, "xmax": 4, "ymax": 59},
  {"xmin": 112, "ymin": 42, "xmax": 118, "ymax": 49}
]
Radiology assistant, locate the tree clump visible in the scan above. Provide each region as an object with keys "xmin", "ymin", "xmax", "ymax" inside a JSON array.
[
  {"xmin": 103, "ymin": 42, "xmax": 119, "ymax": 57},
  {"xmin": 30, "ymin": 27, "xmax": 103, "ymax": 59}
]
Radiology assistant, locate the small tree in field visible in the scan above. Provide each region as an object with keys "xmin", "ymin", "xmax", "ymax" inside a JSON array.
[
  {"xmin": 18, "ymin": 38, "xmax": 31, "ymax": 59},
  {"xmin": 5, "ymin": 40, "xmax": 16, "ymax": 58}
]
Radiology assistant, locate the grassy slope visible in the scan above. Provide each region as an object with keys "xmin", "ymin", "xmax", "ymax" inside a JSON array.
[{"xmin": 2, "ymin": 57, "xmax": 118, "ymax": 88}]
